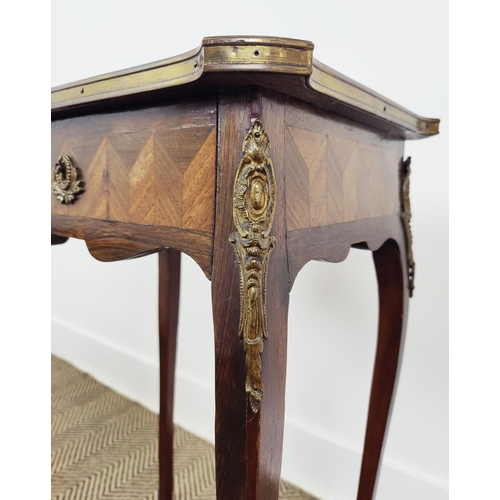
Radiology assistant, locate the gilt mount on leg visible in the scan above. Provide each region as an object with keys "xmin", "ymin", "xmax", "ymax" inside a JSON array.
[
  {"xmin": 401, "ymin": 157, "xmax": 415, "ymax": 297},
  {"xmin": 229, "ymin": 120, "xmax": 276, "ymax": 413}
]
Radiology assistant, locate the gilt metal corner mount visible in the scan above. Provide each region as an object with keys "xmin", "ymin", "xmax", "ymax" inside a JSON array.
[
  {"xmin": 229, "ymin": 120, "xmax": 276, "ymax": 413},
  {"xmin": 401, "ymin": 157, "xmax": 415, "ymax": 297}
]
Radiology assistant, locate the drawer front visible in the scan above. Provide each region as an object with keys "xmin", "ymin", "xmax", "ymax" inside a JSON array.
[{"xmin": 51, "ymin": 96, "xmax": 217, "ymax": 232}]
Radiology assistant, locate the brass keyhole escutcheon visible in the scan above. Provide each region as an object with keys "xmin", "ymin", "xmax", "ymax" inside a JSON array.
[{"xmin": 52, "ymin": 155, "xmax": 82, "ymax": 204}]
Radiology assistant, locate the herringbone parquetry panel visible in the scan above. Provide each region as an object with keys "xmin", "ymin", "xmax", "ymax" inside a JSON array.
[
  {"xmin": 51, "ymin": 99, "xmax": 217, "ymax": 232},
  {"xmin": 284, "ymin": 99, "xmax": 403, "ymax": 232},
  {"xmin": 52, "ymin": 356, "xmax": 318, "ymax": 500}
]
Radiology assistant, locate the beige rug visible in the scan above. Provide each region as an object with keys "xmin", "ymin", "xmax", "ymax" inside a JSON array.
[{"xmin": 51, "ymin": 356, "xmax": 317, "ymax": 500}]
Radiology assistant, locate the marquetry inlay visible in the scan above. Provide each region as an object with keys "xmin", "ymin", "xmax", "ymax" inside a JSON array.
[
  {"xmin": 284, "ymin": 100, "xmax": 403, "ymax": 231},
  {"xmin": 51, "ymin": 99, "xmax": 217, "ymax": 232}
]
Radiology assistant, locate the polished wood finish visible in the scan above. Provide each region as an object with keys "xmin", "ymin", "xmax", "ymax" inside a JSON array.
[
  {"xmin": 256, "ymin": 90, "xmax": 289, "ymax": 500},
  {"xmin": 158, "ymin": 249, "xmax": 181, "ymax": 500},
  {"xmin": 51, "ymin": 97, "xmax": 216, "ymax": 231},
  {"xmin": 287, "ymin": 215, "xmax": 404, "ymax": 288},
  {"xmin": 285, "ymin": 98, "xmax": 402, "ymax": 231},
  {"xmin": 52, "ymin": 36, "xmax": 438, "ymax": 500},
  {"xmin": 51, "ymin": 214, "xmax": 213, "ymax": 277},
  {"xmin": 51, "ymin": 234, "xmax": 68, "ymax": 245},
  {"xmin": 211, "ymin": 88, "xmax": 289, "ymax": 500},
  {"xmin": 211, "ymin": 89, "xmax": 250, "ymax": 500},
  {"xmin": 357, "ymin": 237, "xmax": 409, "ymax": 500}
]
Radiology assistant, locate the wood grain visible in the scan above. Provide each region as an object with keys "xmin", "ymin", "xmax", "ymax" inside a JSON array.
[
  {"xmin": 51, "ymin": 214, "xmax": 213, "ymax": 277},
  {"xmin": 158, "ymin": 249, "xmax": 181, "ymax": 500},
  {"xmin": 211, "ymin": 89, "xmax": 249, "ymax": 500},
  {"xmin": 51, "ymin": 97, "xmax": 217, "ymax": 232},
  {"xmin": 255, "ymin": 89, "xmax": 289, "ymax": 500},
  {"xmin": 357, "ymin": 237, "xmax": 409, "ymax": 500},
  {"xmin": 287, "ymin": 215, "xmax": 404, "ymax": 288},
  {"xmin": 285, "ymin": 98, "xmax": 403, "ymax": 231},
  {"xmin": 211, "ymin": 88, "xmax": 290, "ymax": 500},
  {"xmin": 51, "ymin": 76, "xmax": 423, "ymax": 500}
]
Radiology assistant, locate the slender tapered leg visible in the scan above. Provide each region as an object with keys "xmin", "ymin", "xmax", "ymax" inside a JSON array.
[
  {"xmin": 211, "ymin": 88, "xmax": 289, "ymax": 500},
  {"xmin": 158, "ymin": 248, "xmax": 181, "ymax": 500},
  {"xmin": 357, "ymin": 238, "xmax": 409, "ymax": 500}
]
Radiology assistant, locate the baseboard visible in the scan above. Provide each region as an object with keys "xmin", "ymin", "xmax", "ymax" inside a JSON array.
[
  {"xmin": 51, "ymin": 317, "xmax": 215, "ymax": 443},
  {"xmin": 51, "ymin": 317, "xmax": 447, "ymax": 500},
  {"xmin": 282, "ymin": 418, "xmax": 448, "ymax": 500}
]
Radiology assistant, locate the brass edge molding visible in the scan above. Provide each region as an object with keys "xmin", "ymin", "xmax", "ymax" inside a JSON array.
[
  {"xmin": 51, "ymin": 46, "xmax": 204, "ymax": 109},
  {"xmin": 51, "ymin": 39, "xmax": 313, "ymax": 109},
  {"xmin": 52, "ymin": 155, "xmax": 82, "ymax": 204},
  {"xmin": 51, "ymin": 36, "xmax": 439, "ymax": 138},
  {"xmin": 202, "ymin": 36, "xmax": 314, "ymax": 67},
  {"xmin": 202, "ymin": 35, "xmax": 314, "ymax": 49},
  {"xmin": 308, "ymin": 60, "xmax": 440, "ymax": 137},
  {"xmin": 401, "ymin": 157, "xmax": 415, "ymax": 296},
  {"xmin": 229, "ymin": 120, "xmax": 276, "ymax": 413}
]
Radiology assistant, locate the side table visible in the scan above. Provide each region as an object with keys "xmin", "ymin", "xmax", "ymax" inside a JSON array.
[{"xmin": 51, "ymin": 36, "xmax": 439, "ymax": 500}]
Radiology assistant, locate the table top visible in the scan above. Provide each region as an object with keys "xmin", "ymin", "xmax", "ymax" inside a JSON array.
[{"xmin": 51, "ymin": 36, "xmax": 439, "ymax": 140}]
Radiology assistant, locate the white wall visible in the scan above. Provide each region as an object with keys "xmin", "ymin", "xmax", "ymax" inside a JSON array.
[{"xmin": 51, "ymin": 1, "xmax": 448, "ymax": 499}]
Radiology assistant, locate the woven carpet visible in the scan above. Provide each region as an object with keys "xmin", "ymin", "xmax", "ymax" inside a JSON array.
[{"xmin": 52, "ymin": 355, "xmax": 318, "ymax": 500}]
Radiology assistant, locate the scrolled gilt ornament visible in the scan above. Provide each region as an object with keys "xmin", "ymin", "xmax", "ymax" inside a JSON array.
[
  {"xmin": 401, "ymin": 157, "xmax": 415, "ymax": 296},
  {"xmin": 229, "ymin": 120, "xmax": 276, "ymax": 413},
  {"xmin": 52, "ymin": 155, "xmax": 82, "ymax": 204}
]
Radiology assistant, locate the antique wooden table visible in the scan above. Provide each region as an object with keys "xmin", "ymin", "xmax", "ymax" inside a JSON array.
[{"xmin": 51, "ymin": 36, "xmax": 439, "ymax": 500}]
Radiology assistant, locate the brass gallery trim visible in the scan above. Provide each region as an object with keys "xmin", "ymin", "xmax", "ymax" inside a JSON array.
[
  {"xmin": 52, "ymin": 155, "xmax": 82, "ymax": 204},
  {"xmin": 229, "ymin": 120, "xmax": 276, "ymax": 413},
  {"xmin": 401, "ymin": 157, "xmax": 415, "ymax": 297},
  {"xmin": 51, "ymin": 36, "xmax": 438, "ymax": 137}
]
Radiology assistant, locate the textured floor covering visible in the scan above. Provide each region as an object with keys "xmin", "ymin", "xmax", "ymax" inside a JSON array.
[{"xmin": 51, "ymin": 356, "xmax": 318, "ymax": 500}]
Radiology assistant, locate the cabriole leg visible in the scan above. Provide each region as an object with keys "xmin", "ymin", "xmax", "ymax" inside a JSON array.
[{"xmin": 357, "ymin": 239, "xmax": 409, "ymax": 500}]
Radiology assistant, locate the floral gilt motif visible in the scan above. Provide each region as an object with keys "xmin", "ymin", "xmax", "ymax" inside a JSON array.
[{"xmin": 229, "ymin": 120, "xmax": 276, "ymax": 413}]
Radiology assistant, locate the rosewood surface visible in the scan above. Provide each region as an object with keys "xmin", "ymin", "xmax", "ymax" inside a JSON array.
[
  {"xmin": 51, "ymin": 35, "xmax": 439, "ymax": 500},
  {"xmin": 158, "ymin": 249, "xmax": 181, "ymax": 500}
]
